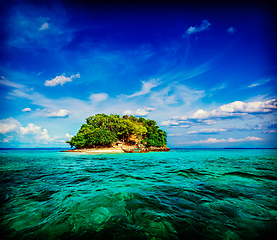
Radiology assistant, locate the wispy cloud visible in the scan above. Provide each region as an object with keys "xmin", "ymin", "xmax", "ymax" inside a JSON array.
[
  {"xmin": 3, "ymin": 78, "xmax": 153, "ymax": 124},
  {"xmin": 211, "ymin": 85, "xmax": 225, "ymax": 91},
  {"xmin": 248, "ymin": 83, "xmax": 259, "ymax": 88},
  {"xmin": 187, "ymin": 128, "xmax": 227, "ymax": 134},
  {"xmin": 185, "ymin": 20, "xmax": 211, "ymax": 35},
  {"xmin": 44, "ymin": 73, "xmax": 80, "ymax": 87},
  {"xmin": 184, "ymin": 136, "xmax": 263, "ymax": 144},
  {"xmin": 0, "ymin": 76, "xmax": 24, "ymax": 88},
  {"xmin": 6, "ymin": 4, "xmax": 73, "ymax": 51},
  {"xmin": 144, "ymin": 107, "xmax": 156, "ymax": 111},
  {"xmin": 149, "ymin": 83, "xmax": 205, "ymax": 107},
  {"xmin": 227, "ymin": 27, "xmax": 236, "ymax": 34},
  {"xmin": 39, "ymin": 22, "xmax": 49, "ymax": 30},
  {"xmin": 248, "ymin": 79, "xmax": 270, "ymax": 88},
  {"xmin": 127, "ymin": 78, "xmax": 161, "ymax": 98},
  {"xmin": 3, "ymin": 78, "xmax": 95, "ymax": 122}
]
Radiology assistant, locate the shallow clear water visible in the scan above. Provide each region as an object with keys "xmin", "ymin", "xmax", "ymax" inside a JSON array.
[{"xmin": 0, "ymin": 148, "xmax": 277, "ymax": 240}]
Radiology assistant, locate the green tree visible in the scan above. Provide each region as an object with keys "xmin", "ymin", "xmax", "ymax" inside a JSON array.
[
  {"xmin": 67, "ymin": 113, "xmax": 167, "ymax": 149},
  {"xmin": 85, "ymin": 129, "xmax": 117, "ymax": 147},
  {"xmin": 133, "ymin": 124, "xmax": 147, "ymax": 145}
]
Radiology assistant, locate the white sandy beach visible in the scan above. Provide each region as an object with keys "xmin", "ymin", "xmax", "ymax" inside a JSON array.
[
  {"xmin": 82, "ymin": 148, "xmax": 124, "ymax": 153},
  {"xmin": 64, "ymin": 146, "xmax": 126, "ymax": 153}
]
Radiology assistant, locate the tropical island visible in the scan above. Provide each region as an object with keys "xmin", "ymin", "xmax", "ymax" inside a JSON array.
[{"xmin": 65, "ymin": 114, "xmax": 170, "ymax": 153}]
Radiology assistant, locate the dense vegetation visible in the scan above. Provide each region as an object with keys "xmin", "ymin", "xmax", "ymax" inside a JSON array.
[{"xmin": 66, "ymin": 114, "xmax": 167, "ymax": 149}]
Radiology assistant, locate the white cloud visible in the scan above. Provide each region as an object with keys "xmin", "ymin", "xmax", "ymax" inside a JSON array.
[
  {"xmin": 202, "ymin": 120, "xmax": 216, "ymax": 125},
  {"xmin": 20, "ymin": 123, "xmax": 52, "ymax": 142},
  {"xmin": 162, "ymin": 99, "xmax": 277, "ymax": 128},
  {"xmin": 89, "ymin": 93, "xmax": 108, "ymax": 102},
  {"xmin": 19, "ymin": 123, "xmax": 73, "ymax": 143},
  {"xmin": 161, "ymin": 120, "xmax": 180, "ymax": 126},
  {"xmin": 22, "ymin": 108, "xmax": 31, "ymax": 112},
  {"xmin": 65, "ymin": 133, "xmax": 73, "ymax": 139},
  {"xmin": 185, "ymin": 20, "xmax": 211, "ymax": 35},
  {"xmin": 0, "ymin": 117, "xmax": 22, "ymax": 134},
  {"xmin": 19, "ymin": 123, "xmax": 72, "ymax": 143},
  {"xmin": 215, "ymin": 99, "xmax": 277, "ymax": 114},
  {"xmin": 38, "ymin": 129, "xmax": 51, "ymax": 141},
  {"xmin": 123, "ymin": 106, "xmax": 156, "ymax": 117},
  {"xmin": 51, "ymin": 133, "xmax": 74, "ymax": 143},
  {"xmin": 227, "ymin": 27, "xmax": 236, "ymax": 34},
  {"xmin": 243, "ymin": 136, "xmax": 263, "ymax": 141},
  {"xmin": 0, "ymin": 118, "xmax": 52, "ymax": 143},
  {"xmin": 264, "ymin": 130, "xmax": 276, "ymax": 134},
  {"xmin": 46, "ymin": 109, "xmax": 70, "ymax": 118},
  {"xmin": 183, "ymin": 99, "xmax": 276, "ymax": 121},
  {"xmin": 44, "ymin": 73, "xmax": 80, "ymax": 87},
  {"xmin": 172, "ymin": 116, "xmax": 180, "ymax": 119},
  {"xmin": 127, "ymin": 78, "xmax": 161, "ymax": 98},
  {"xmin": 144, "ymin": 107, "xmax": 156, "ymax": 111},
  {"xmin": 0, "ymin": 116, "xmax": 74, "ymax": 145},
  {"xmin": 20, "ymin": 123, "xmax": 42, "ymax": 135},
  {"xmin": 168, "ymin": 133, "xmax": 182, "ymax": 136},
  {"xmin": 39, "ymin": 22, "xmax": 49, "ymax": 30},
  {"xmin": 187, "ymin": 128, "xmax": 227, "ymax": 134},
  {"xmin": 123, "ymin": 108, "xmax": 149, "ymax": 117},
  {"xmin": 185, "ymin": 136, "xmax": 263, "ymax": 144},
  {"xmin": 190, "ymin": 109, "xmax": 209, "ymax": 119}
]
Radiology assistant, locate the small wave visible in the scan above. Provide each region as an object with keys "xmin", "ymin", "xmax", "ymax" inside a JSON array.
[
  {"xmin": 168, "ymin": 168, "xmax": 207, "ymax": 177},
  {"xmin": 85, "ymin": 168, "xmax": 113, "ymax": 173},
  {"xmin": 115, "ymin": 173, "xmax": 145, "ymax": 181},
  {"xmin": 70, "ymin": 176, "xmax": 91, "ymax": 184},
  {"xmin": 25, "ymin": 189, "xmax": 58, "ymax": 202},
  {"xmin": 255, "ymin": 167, "xmax": 273, "ymax": 171},
  {"xmin": 30, "ymin": 173, "xmax": 51, "ymax": 180},
  {"xmin": 223, "ymin": 171, "xmax": 277, "ymax": 181}
]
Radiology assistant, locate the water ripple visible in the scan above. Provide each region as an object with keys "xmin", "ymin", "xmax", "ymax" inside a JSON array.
[{"xmin": 0, "ymin": 149, "xmax": 277, "ymax": 239}]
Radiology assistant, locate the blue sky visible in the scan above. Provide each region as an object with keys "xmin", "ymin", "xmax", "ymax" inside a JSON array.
[{"xmin": 0, "ymin": 0, "xmax": 276, "ymax": 148}]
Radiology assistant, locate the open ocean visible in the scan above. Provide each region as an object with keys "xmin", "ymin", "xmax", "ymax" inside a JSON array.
[{"xmin": 0, "ymin": 148, "xmax": 276, "ymax": 240}]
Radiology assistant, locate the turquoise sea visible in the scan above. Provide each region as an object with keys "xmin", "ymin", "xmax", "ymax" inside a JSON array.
[{"xmin": 0, "ymin": 148, "xmax": 276, "ymax": 240}]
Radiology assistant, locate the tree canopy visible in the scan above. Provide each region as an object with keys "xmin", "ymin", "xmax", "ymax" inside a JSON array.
[{"xmin": 66, "ymin": 114, "xmax": 167, "ymax": 149}]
